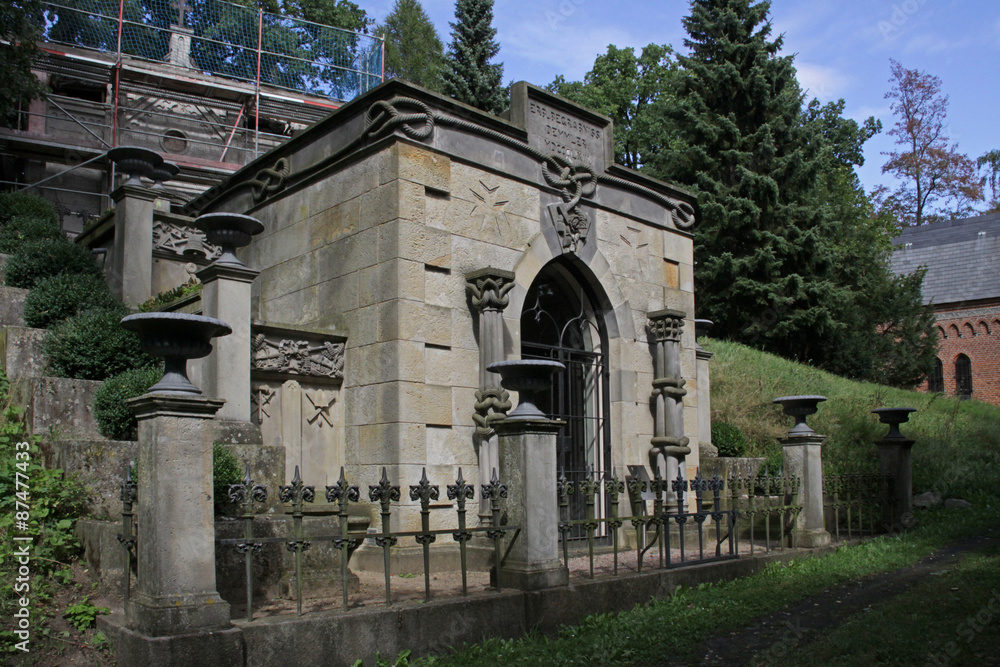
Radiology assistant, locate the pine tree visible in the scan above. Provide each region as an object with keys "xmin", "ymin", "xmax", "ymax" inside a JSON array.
[
  {"xmin": 380, "ymin": 0, "xmax": 445, "ymax": 91},
  {"xmin": 648, "ymin": 0, "xmax": 849, "ymax": 363},
  {"xmin": 442, "ymin": 0, "xmax": 505, "ymax": 114}
]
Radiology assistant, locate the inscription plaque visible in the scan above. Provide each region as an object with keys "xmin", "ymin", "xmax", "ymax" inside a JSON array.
[{"xmin": 510, "ymin": 82, "xmax": 613, "ymax": 173}]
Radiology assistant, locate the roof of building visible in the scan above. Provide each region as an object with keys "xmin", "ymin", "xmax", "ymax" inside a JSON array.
[{"xmin": 890, "ymin": 212, "xmax": 1000, "ymax": 307}]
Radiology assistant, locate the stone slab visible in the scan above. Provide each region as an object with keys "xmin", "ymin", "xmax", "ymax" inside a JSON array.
[
  {"xmin": 0, "ymin": 326, "xmax": 46, "ymax": 380},
  {"xmin": 43, "ymin": 439, "xmax": 138, "ymax": 519},
  {"xmin": 15, "ymin": 376, "xmax": 104, "ymax": 440},
  {"xmin": 0, "ymin": 286, "xmax": 28, "ymax": 327}
]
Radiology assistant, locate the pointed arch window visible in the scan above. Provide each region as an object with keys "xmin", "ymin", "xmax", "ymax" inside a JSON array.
[
  {"xmin": 928, "ymin": 357, "xmax": 944, "ymax": 393},
  {"xmin": 955, "ymin": 354, "xmax": 973, "ymax": 400}
]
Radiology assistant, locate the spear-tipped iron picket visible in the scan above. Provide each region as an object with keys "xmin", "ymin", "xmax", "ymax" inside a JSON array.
[
  {"xmin": 279, "ymin": 466, "xmax": 315, "ymax": 615},
  {"xmin": 325, "ymin": 467, "xmax": 360, "ymax": 609},
  {"xmin": 369, "ymin": 467, "xmax": 400, "ymax": 606},
  {"xmin": 229, "ymin": 465, "xmax": 267, "ymax": 621},
  {"xmin": 409, "ymin": 468, "xmax": 440, "ymax": 602},
  {"xmin": 447, "ymin": 468, "xmax": 475, "ymax": 595}
]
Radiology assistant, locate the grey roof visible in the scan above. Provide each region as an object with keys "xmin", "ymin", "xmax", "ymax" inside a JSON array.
[{"xmin": 890, "ymin": 212, "xmax": 1000, "ymax": 306}]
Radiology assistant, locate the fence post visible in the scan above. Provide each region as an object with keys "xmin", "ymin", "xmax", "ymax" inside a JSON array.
[
  {"xmin": 872, "ymin": 408, "xmax": 917, "ymax": 529},
  {"xmin": 489, "ymin": 359, "xmax": 567, "ymax": 590},
  {"xmin": 775, "ymin": 396, "xmax": 831, "ymax": 548}
]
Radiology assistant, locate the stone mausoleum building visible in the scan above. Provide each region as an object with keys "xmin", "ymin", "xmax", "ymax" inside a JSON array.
[
  {"xmin": 90, "ymin": 79, "xmax": 709, "ymax": 544},
  {"xmin": 891, "ymin": 212, "xmax": 1000, "ymax": 404}
]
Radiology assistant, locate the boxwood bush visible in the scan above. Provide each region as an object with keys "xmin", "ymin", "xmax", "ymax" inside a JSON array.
[
  {"xmin": 711, "ymin": 421, "xmax": 750, "ymax": 457},
  {"xmin": 92, "ymin": 366, "xmax": 163, "ymax": 440},
  {"xmin": 0, "ymin": 192, "xmax": 58, "ymax": 226},
  {"xmin": 4, "ymin": 237, "xmax": 102, "ymax": 289},
  {"xmin": 23, "ymin": 273, "xmax": 117, "ymax": 328},
  {"xmin": 0, "ymin": 216, "xmax": 64, "ymax": 253},
  {"xmin": 43, "ymin": 305, "xmax": 157, "ymax": 381}
]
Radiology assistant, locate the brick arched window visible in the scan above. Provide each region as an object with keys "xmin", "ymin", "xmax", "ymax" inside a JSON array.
[
  {"xmin": 955, "ymin": 354, "xmax": 973, "ymax": 400},
  {"xmin": 928, "ymin": 357, "xmax": 944, "ymax": 393}
]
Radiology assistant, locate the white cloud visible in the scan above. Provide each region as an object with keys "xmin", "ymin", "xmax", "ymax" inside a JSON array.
[{"xmin": 795, "ymin": 62, "xmax": 850, "ymax": 102}]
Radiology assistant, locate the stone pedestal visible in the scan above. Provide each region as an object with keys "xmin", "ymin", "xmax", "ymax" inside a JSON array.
[
  {"xmin": 781, "ymin": 433, "xmax": 831, "ymax": 548},
  {"xmin": 198, "ymin": 263, "xmax": 258, "ymax": 423},
  {"xmin": 111, "ymin": 185, "xmax": 156, "ymax": 306},
  {"xmin": 877, "ymin": 438, "xmax": 914, "ymax": 527},
  {"xmin": 495, "ymin": 418, "xmax": 567, "ymax": 590},
  {"xmin": 126, "ymin": 394, "xmax": 231, "ymax": 636}
]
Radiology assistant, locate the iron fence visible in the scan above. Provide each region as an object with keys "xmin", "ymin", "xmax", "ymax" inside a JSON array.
[
  {"xmin": 119, "ymin": 464, "xmax": 516, "ymax": 622},
  {"xmin": 727, "ymin": 471, "xmax": 803, "ymax": 553},
  {"xmin": 823, "ymin": 471, "xmax": 894, "ymax": 540},
  {"xmin": 558, "ymin": 467, "xmax": 738, "ymax": 578}
]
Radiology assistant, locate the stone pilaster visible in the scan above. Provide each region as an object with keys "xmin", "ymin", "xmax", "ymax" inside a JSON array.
[
  {"xmin": 494, "ymin": 417, "xmax": 568, "ymax": 590},
  {"xmin": 647, "ymin": 309, "xmax": 690, "ymax": 502},
  {"xmin": 781, "ymin": 433, "xmax": 831, "ymax": 548},
  {"xmin": 695, "ymin": 320, "xmax": 717, "ymax": 458},
  {"xmin": 197, "ymin": 262, "xmax": 259, "ymax": 423},
  {"xmin": 466, "ymin": 268, "xmax": 515, "ymax": 521},
  {"xmin": 126, "ymin": 393, "xmax": 230, "ymax": 636},
  {"xmin": 111, "ymin": 184, "xmax": 157, "ymax": 306}
]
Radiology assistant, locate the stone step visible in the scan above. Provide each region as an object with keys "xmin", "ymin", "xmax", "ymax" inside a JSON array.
[
  {"xmin": 0, "ymin": 286, "xmax": 28, "ymax": 328},
  {"xmin": 0, "ymin": 325, "xmax": 46, "ymax": 379}
]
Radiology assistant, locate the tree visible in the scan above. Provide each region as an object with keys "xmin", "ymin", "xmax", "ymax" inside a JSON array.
[
  {"xmin": 648, "ymin": 0, "xmax": 850, "ymax": 363},
  {"xmin": 0, "ymin": 0, "xmax": 45, "ymax": 126},
  {"xmin": 442, "ymin": 0, "xmax": 505, "ymax": 114},
  {"xmin": 548, "ymin": 44, "xmax": 678, "ymax": 170},
  {"xmin": 977, "ymin": 149, "xmax": 1000, "ymax": 212},
  {"xmin": 881, "ymin": 60, "xmax": 982, "ymax": 225},
  {"xmin": 380, "ymin": 0, "xmax": 446, "ymax": 91}
]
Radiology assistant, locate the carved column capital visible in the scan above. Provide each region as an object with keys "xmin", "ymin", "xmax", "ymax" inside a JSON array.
[
  {"xmin": 466, "ymin": 267, "xmax": 516, "ymax": 312},
  {"xmin": 648, "ymin": 308, "xmax": 686, "ymax": 343}
]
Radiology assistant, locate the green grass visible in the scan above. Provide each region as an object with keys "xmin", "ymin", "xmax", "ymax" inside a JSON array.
[
  {"xmin": 704, "ymin": 338, "xmax": 1000, "ymax": 497},
  {"xmin": 772, "ymin": 538, "xmax": 1000, "ymax": 666},
  {"xmin": 411, "ymin": 500, "xmax": 1000, "ymax": 666}
]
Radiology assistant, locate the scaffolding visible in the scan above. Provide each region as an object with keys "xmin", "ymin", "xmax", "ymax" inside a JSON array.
[{"xmin": 0, "ymin": 0, "xmax": 384, "ymax": 232}]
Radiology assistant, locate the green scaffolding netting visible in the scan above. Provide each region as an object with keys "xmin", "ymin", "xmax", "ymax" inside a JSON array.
[{"xmin": 41, "ymin": 0, "xmax": 383, "ymax": 101}]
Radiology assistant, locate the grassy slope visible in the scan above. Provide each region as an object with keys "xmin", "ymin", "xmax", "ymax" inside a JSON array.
[{"xmin": 704, "ymin": 338, "xmax": 1000, "ymax": 498}]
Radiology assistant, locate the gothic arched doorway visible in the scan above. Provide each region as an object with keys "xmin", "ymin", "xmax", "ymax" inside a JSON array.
[{"xmin": 520, "ymin": 260, "xmax": 612, "ymax": 538}]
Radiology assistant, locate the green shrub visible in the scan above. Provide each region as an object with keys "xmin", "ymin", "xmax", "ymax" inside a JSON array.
[
  {"xmin": 3, "ymin": 237, "xmax": 102, "ymax": 289},
  {"xmin": 43, "ymin": 305, "xmax": 156, "ymax": 381},
  {"xmin": 138, "ymin": 279, "xmax": 203, "ymax": 312},
  {"xmin": 213, "ymin": 443, "xmax": 242, "ymax": 513},
  {"xmin": 0, "ymin": 215, "xmax": 64, "ymax": 253},
  {"xmin": 23, "ymin": 273, "xmax": 117, "ymax": 328},
  {"xmin": 92, "ymin": 366, "xmax": 163, "ymax": 440},
  {"xmin": 712, "ymin": 421, "xmax": 749, "ymax": 457},
  {"xmin": 0, "ymin": 192, "xmax": 58, "ymax": 226}
]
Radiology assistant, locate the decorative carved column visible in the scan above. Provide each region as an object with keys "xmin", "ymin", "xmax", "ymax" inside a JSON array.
[
  {"xmin": 648, "ymin": 309, "xmax": 690, "ymax": 505},
  {"xmin": 465, "ymin": 268, "xmax": 515, "ymax": 522}
]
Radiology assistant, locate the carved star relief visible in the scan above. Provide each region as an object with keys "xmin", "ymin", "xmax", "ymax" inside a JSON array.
[{"xmin": 470, "ymin": 181, "xmax": 510, "ymax": 233}]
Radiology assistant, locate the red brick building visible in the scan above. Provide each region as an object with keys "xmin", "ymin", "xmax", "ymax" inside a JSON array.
[{"xmin": 891, "ymin": 212, "xmax": 1000, "ymax": 404}]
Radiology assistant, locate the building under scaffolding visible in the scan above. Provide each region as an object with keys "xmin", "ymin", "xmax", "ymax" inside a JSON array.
[{"xmin": 0, "ymin": 0, "xmax": 384, "ymax": 234}]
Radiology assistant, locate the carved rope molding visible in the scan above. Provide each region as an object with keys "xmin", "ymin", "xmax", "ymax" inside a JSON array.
[{"xmin": 240, "ymin": 95, "xmax": 695, "ymax": 232}]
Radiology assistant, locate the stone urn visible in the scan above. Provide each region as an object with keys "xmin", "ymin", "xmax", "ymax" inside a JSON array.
[
  {"xmin": 192, "ymin": 212, "xmax": 265, "ymax": 267},
  {"xmin": 150, "ymin": 161, "xmax": 179, "ymax": 189},
  {"xmin": 107, "ymin": 146, "xmax": 163, "ymax": 186},
  {"xmin": 773, "ymin": 395, "xmax": 827, "ymax": 435},
  {"xmin": 872, "ymin": 407, "xmax": 917, "ymax": 441},
  {"xmin": 487, "ymin": 360, "xmax": 565, "ymax": 420},
  {"xmin": 120, "ymin": 312, "xmax": 231, "ymax": 395}
]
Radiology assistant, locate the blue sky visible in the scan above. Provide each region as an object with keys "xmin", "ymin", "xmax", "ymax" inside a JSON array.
[{"xmin": 367, "ymin": 0, "xmax": 1000, "ymax": 201}]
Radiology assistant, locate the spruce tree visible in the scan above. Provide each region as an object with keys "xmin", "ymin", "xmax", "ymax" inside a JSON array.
[
  {"xmin": 649, "ymin": 0, "xmax": 848, "ymax": 363},
  {"xmin": 442, "ymin": 0, "xmax": 506, "ymax": 114},
  {"xmin": 380, "ymin": 0, "xmax": 446, "ymax": 91}
]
